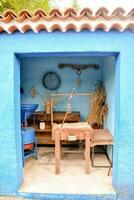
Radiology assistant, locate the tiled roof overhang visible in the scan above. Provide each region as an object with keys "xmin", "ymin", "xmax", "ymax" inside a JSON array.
[{"xmin": 0, "ymin": 7, "xmax": 134, "ymax": 34}]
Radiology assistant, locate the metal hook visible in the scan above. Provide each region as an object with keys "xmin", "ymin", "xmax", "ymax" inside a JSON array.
[{"xmin": 76, "ymin": 69, "xmax": 81, "ymax": 76}]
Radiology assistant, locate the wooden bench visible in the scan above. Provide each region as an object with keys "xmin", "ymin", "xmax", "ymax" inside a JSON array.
[{"xmin": 91, "ymin": 129, "xmax": 114, "ymax": 175}]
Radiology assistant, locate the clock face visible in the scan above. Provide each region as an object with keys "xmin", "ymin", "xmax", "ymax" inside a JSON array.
[{"xmin": 43, "ymin": 71, "xmax": 61, "ymax": 90}]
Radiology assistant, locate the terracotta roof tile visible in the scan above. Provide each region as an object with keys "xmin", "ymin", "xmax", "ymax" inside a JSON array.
[
  {"xmin": 21, "ymin": 24, "xmax": 32, "ymax": 33},
  {"xmin": 8, "ymin": 25, "xmax": 18, "ymax": 33},
  {"xmin": 0, "ymin": 7, "xmax": 134, "ymax": 33},
  {"xmin": 127, "ymin": 23, "xmax": 134, "ymax": 31},
  {"xmin": 0, "ymin": 26, "xmax": 4, "ymax": 33}
]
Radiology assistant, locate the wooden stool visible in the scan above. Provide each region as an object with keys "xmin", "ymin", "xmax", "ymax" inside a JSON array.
[{"xmin": 91, "ymin": 129, "xmax": 114, "ymax": 176}]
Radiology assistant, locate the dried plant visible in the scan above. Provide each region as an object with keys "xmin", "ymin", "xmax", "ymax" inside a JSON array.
[
  {"xmin": 45, "ymin": 96, "xmax": 62, "ymax": 112},
  {"xmin": 87, "ymin": 81, "xmax": 108, "ymax": 129}
]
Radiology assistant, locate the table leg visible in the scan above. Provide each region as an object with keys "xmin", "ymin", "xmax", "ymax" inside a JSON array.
[
  {"xmin": 55, "ymin": 130, "xmax": 61, "ymax": 174},
  {"xmin": 60, "ymin": 141, "xmax": 63, "ymax": 159},
  {"xmin": 85, "ymin": 131, "xmax": 91, "ymax": 174}
]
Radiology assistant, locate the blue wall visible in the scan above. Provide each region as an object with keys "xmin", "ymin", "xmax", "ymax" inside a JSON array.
[
  {"xmin": 102, "ymin": 57, "xmax": 115, "ymax": 160},
  {"xmin": 102, "ymin": 56, "xmax": 115, "ymax": 135},
  {"xmin": 0, "ymin": 30, "xmax": 134, "ymax": 200},
  {"xmin": 21, "ymin": 56, "xmax": 102, "ymax": 120}
]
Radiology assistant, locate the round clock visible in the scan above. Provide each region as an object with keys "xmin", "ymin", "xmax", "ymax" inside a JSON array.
[{"xmin": 42, "ymin": 71, "xmax": 61, "ymax": 90}]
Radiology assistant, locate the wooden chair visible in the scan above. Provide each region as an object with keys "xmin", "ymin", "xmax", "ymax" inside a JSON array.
[{"xmin": 90, "ymin": 129, "xmax": 114, "ymax": 175}]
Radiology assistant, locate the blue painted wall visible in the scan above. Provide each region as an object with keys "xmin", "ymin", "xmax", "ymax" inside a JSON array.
[
  {"xmin": 102, "ymin": 57, "xmax": 115, "ymax": 160},
  {"xmin": 21, "ymin": 56, "xmax": 102, "ymax": 120},
  {"xmin": 0, "ymin": 30, "xmax": 134, "ymax": 200},
  {"xmin": 102, "ymin": 56, "xmax": 115, "ymax": 135}
]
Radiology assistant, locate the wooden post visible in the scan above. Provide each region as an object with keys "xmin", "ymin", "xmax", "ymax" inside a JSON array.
[
  {"xmin": 85, "ymin": 131, "xmax": 91, "ymax": 174},
  {"xmin": 55, "ymin": 130, "xmax": 61, "ymax": 174},
  {"xmin": 50, "ymin": 98, "xmax": 53, "ymax": 128}
]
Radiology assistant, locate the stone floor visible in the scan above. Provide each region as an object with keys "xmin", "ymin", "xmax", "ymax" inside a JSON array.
[{"xmin": 19, "ymin": 147, "xmax": 115, "ymax": 195}]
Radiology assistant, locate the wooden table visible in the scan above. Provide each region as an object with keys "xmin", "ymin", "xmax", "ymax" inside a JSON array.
[{"xmin": 52, "ymin": 122, "xmax": 93, "ymax": 174}]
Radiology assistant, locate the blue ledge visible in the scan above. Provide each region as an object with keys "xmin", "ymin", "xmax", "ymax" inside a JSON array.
[{"xmin": 18, "ymin": 192, "xmax": 116, "ymax": 200}]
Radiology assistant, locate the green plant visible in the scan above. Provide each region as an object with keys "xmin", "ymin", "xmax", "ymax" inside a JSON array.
[
  {"xmin": 0, "ymin": 0, "xmax": 11, "ymax": 13},
  {"xmin": 0, "ymin": 0, "xmax": 81, "ymax": 14},
  {"xmin": 72, "ymin": 0, "xmax": 79, "ymax": 10},
  {"xmin": 28, "ymin": 0, "xmax": 51, "ymax": 13},
  {"xmin": 0, "ymin": 0, "xmax": 51, "ymax": 14}
]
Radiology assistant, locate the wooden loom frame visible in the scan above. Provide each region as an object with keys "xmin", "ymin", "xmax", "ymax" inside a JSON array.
[
  {"xmin": 50, "ymin": 92, "xmax": 93, "ymax": 129},
  {"xmin": 50, "ymin": 93, "xmax": 93, "ymax": 174}
]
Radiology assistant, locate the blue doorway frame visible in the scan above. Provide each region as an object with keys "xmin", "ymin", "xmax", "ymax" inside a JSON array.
[{"xmin": 15, "ymin": 51, "xmax": 119, "ymax": 197}]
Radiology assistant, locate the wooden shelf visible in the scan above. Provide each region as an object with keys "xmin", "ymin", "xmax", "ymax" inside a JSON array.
[
  {"xmin": 37, "ymin": 136, "xmax": 55, "ymax": 145},
  {"xmin": 34, "ymin": 127, "xmax": 51, "ymax": 132},
  {"xmin": 28, "ymin": 111, "xmax": 80, "ymax": 145}
]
